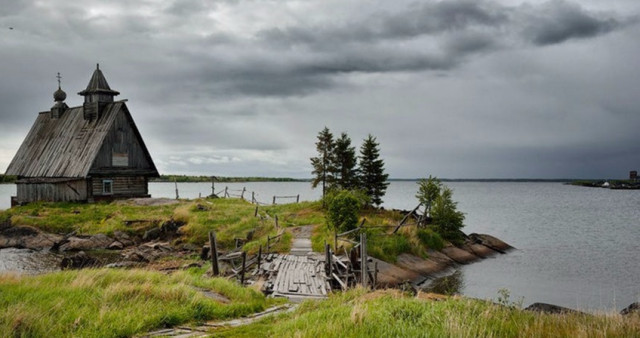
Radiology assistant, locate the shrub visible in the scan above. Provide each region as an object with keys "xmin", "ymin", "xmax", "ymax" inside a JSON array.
[
  {"xmin": 431, "ymin": 186, "xmax": 465, "ymax": 243},
  {"xmin": 416, "ymin": 228, "xmax": 444, "ymax": 251},
  {"xmin": 326, "ymin": 190, "xmax": 362, "ymax": 233}
]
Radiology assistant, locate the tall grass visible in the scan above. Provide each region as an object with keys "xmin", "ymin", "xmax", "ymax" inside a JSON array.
[
  {"xmin": 0, "ymin": 268, "xmax": 278, "ymax": 337},
  {"xmin": 216, "ymin": 288, "xmax": 640, "ymax": 337}
]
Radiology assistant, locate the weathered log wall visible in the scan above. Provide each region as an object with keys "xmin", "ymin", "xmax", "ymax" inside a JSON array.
[{"xmin": 16, "ymin": 179, "xmax": 87, "ymax": 203}]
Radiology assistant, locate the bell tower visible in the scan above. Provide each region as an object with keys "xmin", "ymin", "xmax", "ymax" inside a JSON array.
[{"xmin": 78, "ymin": 64, "xmax": 120, "ymax": 120}]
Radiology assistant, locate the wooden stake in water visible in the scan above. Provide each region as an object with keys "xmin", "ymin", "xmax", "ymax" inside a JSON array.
[{"xmin": 174, "ymin": 179, "xmax": 179, "ymax": 199}]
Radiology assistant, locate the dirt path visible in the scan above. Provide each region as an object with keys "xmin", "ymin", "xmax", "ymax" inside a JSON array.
[{"xmin": 289, "ymin": 225, "xmax": 314, "ymax": 256}]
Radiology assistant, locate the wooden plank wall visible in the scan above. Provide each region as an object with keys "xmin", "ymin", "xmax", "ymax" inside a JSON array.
[
  {"xmin": 91, "ymin": 176, "xmax": 147, "ymax": 197},
  {"xmin": 90, "ymin": 109, "xmax": 154, "ymax": 171},
  {"xmin": 17, "ymin": 180, "xmax": 87, "ymax": 203}
]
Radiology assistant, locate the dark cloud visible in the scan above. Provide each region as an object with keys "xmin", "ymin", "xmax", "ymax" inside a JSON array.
[
  {"xmin": 1, "ymin": 0, "xmax": 639, "ymax": 179},
  {"xmin": 520, "ymin": 1, "xmax": 622, "ymax": 45}
]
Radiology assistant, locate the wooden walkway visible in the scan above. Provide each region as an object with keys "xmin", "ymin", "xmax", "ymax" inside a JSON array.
[{"xmin": 262, "ymin": 225, "xmax": 330, "ymax": 301}]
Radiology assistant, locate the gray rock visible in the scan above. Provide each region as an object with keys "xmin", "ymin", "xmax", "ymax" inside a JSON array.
[
  {"xmin": 60, "ymin": 251, "xmax": 99, "ymax": 269},
  {"xmin": 621, "ymin": 302, "xmax": 640, "ymax": 315},
  {"xmin": 107, "ymin": 241, "xmax": 124, "ymax": 250},
  {"xmin": 525, "ymin": 302, "xmax": 586, "ymax": 315},
  {"xmin": 59, "ymin": 234, "xmax": 114, "ymax": 252},
  {"xmin": 0, "ymin": 226, "xmax": 62, "ymax": 250}
]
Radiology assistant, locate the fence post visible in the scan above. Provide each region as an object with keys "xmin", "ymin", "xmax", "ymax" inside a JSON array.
[
  {"xmin": 296, "ymin": 194, "xmax": 300, "ymax": 203},
  {"xmin": 257, "ymin": 245, "xmax": 262, "ymax": 273},
  {"xmin": 267, "ymin": 235, "xmax": 271, "ymax": 254},
  {"xmin": 240, "ymin": 251, "xmax": 247, "ymax": 286},
  {"xmin": 334, "ymin": 232, "xmax": 338, "ymax": 251},
  {"xmin": 209, "ymin": 231, "xmax": 219, "ymax": 276},
  {"xmin": 325, "ymin": 243, "xmax": 332, "ymax": 278},
  {"xmin": 241, "ymin": 187, "xmax": 246, "ymax": 200},
  {"xmin": 211, "ymin": 178, "xmax": 215, "ymax": 197},
  {"xmin": 224, "ymin": 186, "xmax": 229, "ymax": 198},
  {"xmin": 174, "ymin": 179, "xmax": 179, "ymax": 200},
  {"xmin": 360, "ymin": 233, "xmax": 367, "ymax": 288},
  {"xmin": 252, "ymin": 192, "xmax": 255, "ymax": 204},
  {"xmin": 254, "ymin": 205, "xmax": 259, "ymax": 217},
  {"xmin": 272, "ymin": 196, "xmax": 276, "ymax": 205},
  {"xmin": 275, "ymin": 215, "xmax": 279, "ymax": 229}
]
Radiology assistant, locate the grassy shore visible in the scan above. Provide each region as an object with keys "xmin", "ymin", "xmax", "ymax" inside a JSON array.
[
  {"xmin": 214, "ymin": 288, "xmax": 640, "ymax": 337},
  {"xmin": 0, "ymin": 268, "xmax": 282, "ymax": 337},
  {"xmin": 3, "ymin": 198, "xmax": 639, "ymax": 336}
]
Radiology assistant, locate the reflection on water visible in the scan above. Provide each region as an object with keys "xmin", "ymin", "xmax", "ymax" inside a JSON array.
[
  {"xmin": 0, "ymin": 248, "xmax": 63, "ymax": 275},
  {"xmin": 420, "ymin": 270, "xmax": 465, "ymax": 295}
]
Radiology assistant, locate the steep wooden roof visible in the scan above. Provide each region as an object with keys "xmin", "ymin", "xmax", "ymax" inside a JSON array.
[
  {"xmin": 5, "ymin": 102, "xmax": 157, "ymax": 178},
  {"xmin": 78, "ymin": 65, "xmax": 120, "ymax": 97}
]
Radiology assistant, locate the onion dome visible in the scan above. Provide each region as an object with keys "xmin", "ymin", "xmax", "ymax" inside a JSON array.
[{"xmin": 53, "ymin": 87, "xmax": 67, "ymax": 102}]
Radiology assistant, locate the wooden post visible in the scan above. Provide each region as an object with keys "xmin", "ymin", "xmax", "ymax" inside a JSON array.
[
  {"xmin": 241, "ymin": 187, "xmax": 246, "ymax": 200},
  {"xmin": 257, "ymin": 245, "xmax": 262, "ymax": 273},
  {"xmin": 209, "ymin": 231, "xmax": 219, "ymax": 276},
  {"xmin": 211, "ymin": 177, "xmax": 215, "ymax": 196},
  {"xmin": 267, "ymin": 235, "xmax": 271, "ymax": 253},
  {"xmin": 325, "ymin": 243, "xmax": 332, "ymax": 278},
  {"xmin": 296, "ymin": 194, "xmax": 300, "ymax": 203},
  {"xmin": 174, "ymin": 179, "xmax": 179, "ymax": 199},
  {"xmin": 199, "ymin": 192, "xmax": 201, "ymax": 198},
  {"xmin": 252, "ymin": 191, "xmax": 255, "ymax": 204},
  {"xmin": 254, "ymin": 205, "xmax": 259, "ymax": 217},
  {"xmin": 275, "ymin": 215, "xmax": 279, "ymax": 229},
  {"xmin": 360, "ymin": 233, "xmax": 367, "ymax": 288},
  {"xmin": 373, "ymin": 261, "xmax": 378, "ymax": 290},
  {"xmin": 224, "ymin": 186, "xmax": 229, "ymax": 198},
  {"xmin": 272, "ymin": 196, "xmax": 276, "ymax": 205},
  {"xmin": 240, "ymin": 251, "xmax": 247, "ymax": 285},
  {"xmin": 334, "ymin": 232, "xmax": 338, "ymax": 251}
]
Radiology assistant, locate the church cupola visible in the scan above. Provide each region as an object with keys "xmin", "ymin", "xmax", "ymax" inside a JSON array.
[
  {"xmin": 78, "ymin": 64, "xmax": 120, "ymax": 121},
  {"xmin": 51, "ymin": 72, "xmax": 68, "ymax": 119}
]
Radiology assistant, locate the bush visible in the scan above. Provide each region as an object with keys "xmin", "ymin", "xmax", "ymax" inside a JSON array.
[
  {"xmin": 366, "ymin": 230, "xmax": 411, "ymax": 262},
  {"xmin": 326, "ymin": 190, "xmax": 362, "ymax": 233},
  {"xmin": 417, "ymin": 228, "xmax": 444, "ymax": 251},
  {"xmin": 431, "ymin": 186, "xmax": 465, "ymax": 243}
]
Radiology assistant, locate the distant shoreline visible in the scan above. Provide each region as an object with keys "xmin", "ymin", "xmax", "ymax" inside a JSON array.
[{"xmin": 1, "ymin": 175, "xmax": 620, "ymax": 184}]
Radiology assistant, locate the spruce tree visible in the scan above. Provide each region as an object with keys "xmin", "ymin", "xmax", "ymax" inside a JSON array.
[
  {"xmin": 333, "ymin": 132, "xmax": 358, "ymax": 190},
  {"xmin": 358, "ymin": 134, "xmax": 389, "ymax": 207},
  {"xmin": 310, "ymin": 127, "xmax": 336, "ymax": 200}
]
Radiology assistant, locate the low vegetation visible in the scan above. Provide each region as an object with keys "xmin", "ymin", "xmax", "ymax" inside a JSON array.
[
  {"xmin": 0, "ymin": 268, "xmax": 281, "ymax": 337},
  {"xmin": 214, "ymin": 288, "xmax": 640, "ymax": 337}
]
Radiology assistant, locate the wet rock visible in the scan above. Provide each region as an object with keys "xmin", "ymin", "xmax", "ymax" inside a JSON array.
[
  {"xmin": 525, "ymin": 303, "xmax": 585, "ymax": 315},
  {"xmin": 461, "ymin": 241, "xmax": 498, "ymax": 258},
  {"xmin": 113, "ymin": 231, "xmax": 135, "ymax": 247},
  {"xmin": 122, "ymin": 242, "xmax": 174, "ymax": 263},
  {"xmin": 0, "ymin": 226, "xmax": 62, "ymax": 250},
  {"xmin": 441, "ymin": 245, "xmax": 479, "ymax": 264},
  {"xmin": 161, "ymin": 219, "xmax": 184, "ymax": 234},
  {"xmin": 621, "ymin": 302, "xmax": 640, "ymax": 315},
  {"xmin": 468, "ymin": 233, "xmax": 513, "ymax": 253},
  {"xmin": 60, "ymin": 251, "xmax": 99, "ymax": 269},
  {"xmin": 59, "ymin": 234, "xmax": 114, "ymax": 252}
]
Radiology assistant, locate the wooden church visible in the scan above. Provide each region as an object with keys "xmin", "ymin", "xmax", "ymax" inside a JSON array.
[{"xmin": 5, "ymin": 65, "xmax": 159, "ymax": 205}]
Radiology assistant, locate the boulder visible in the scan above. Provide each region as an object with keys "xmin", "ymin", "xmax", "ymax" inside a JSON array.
[
  {"xmin": 441, "ymin": 245, "xmax": 479, "ymax": 264},
  {"xmin": 59, "ymin": 234, "xmax": 114, "ymax": 252},
  {"xmin": 0, "ymin": 225, "xmax": 62, "ymax": 250},
  {"xmin": 113, "ymin": 231, "xmax": 135, "ymax": 247},
  {"xmin": 468, "ymin": 233, "xmax": 513, "ymax": 253},
  {"xmin": 621, "ymin": 302, "xmax": 640, "ymax": 315},
  {"xmin": 107, "ymin": 241, "xmax": 125, "ymax": 250},
  {"xmin": 525, "ymin": 303, "xmax": 586, "ymax": 315},
  {"xmin": 461, "ymin": 241, "xmax": 498, "ymax": 258},
  {"xmin": 60, "ymin": 251, "xmax": 99, "ymax": 269}
]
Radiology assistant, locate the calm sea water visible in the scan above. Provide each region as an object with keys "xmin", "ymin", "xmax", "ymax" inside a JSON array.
[{"xmin": 1, "ymin": 181, "xmax": 639, "ymax": 311}]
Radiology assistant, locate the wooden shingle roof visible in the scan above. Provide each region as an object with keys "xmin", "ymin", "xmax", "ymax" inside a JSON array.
[{"xmin": 6, "ymin": 102, "xmax": 128, "ymax": 178}]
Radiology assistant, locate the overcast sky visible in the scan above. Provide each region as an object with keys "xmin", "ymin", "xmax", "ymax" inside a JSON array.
[{"xmin": 1, "ymin": 0, "xmax": 639, "ymax": 179}]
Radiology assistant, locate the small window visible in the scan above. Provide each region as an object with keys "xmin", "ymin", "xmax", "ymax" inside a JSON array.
[{"xmin": 103, "ymin": 180, "xmax": 113, "ymax": 195}]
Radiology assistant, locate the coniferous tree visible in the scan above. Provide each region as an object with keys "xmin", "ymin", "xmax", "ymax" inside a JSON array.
[
  {"xmin": 310, "ymin": 127, "xmax": 336, "ymax": 201},
  {"xmin": 358, "ymin": 134, "xmax": 389, "ymax": 207},
  {"xmin": 333, "ymin": 132, "xmax": 358, "ymax": 190}
]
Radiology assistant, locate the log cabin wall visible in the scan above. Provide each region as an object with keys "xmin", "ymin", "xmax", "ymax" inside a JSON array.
[
  {"xmin": 16, "ymin": 179, "xmax": 88, "ymax": 204},
  {"xmin": 91, "ymin": 176, "xmax": 148, "ymax": 199}
]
